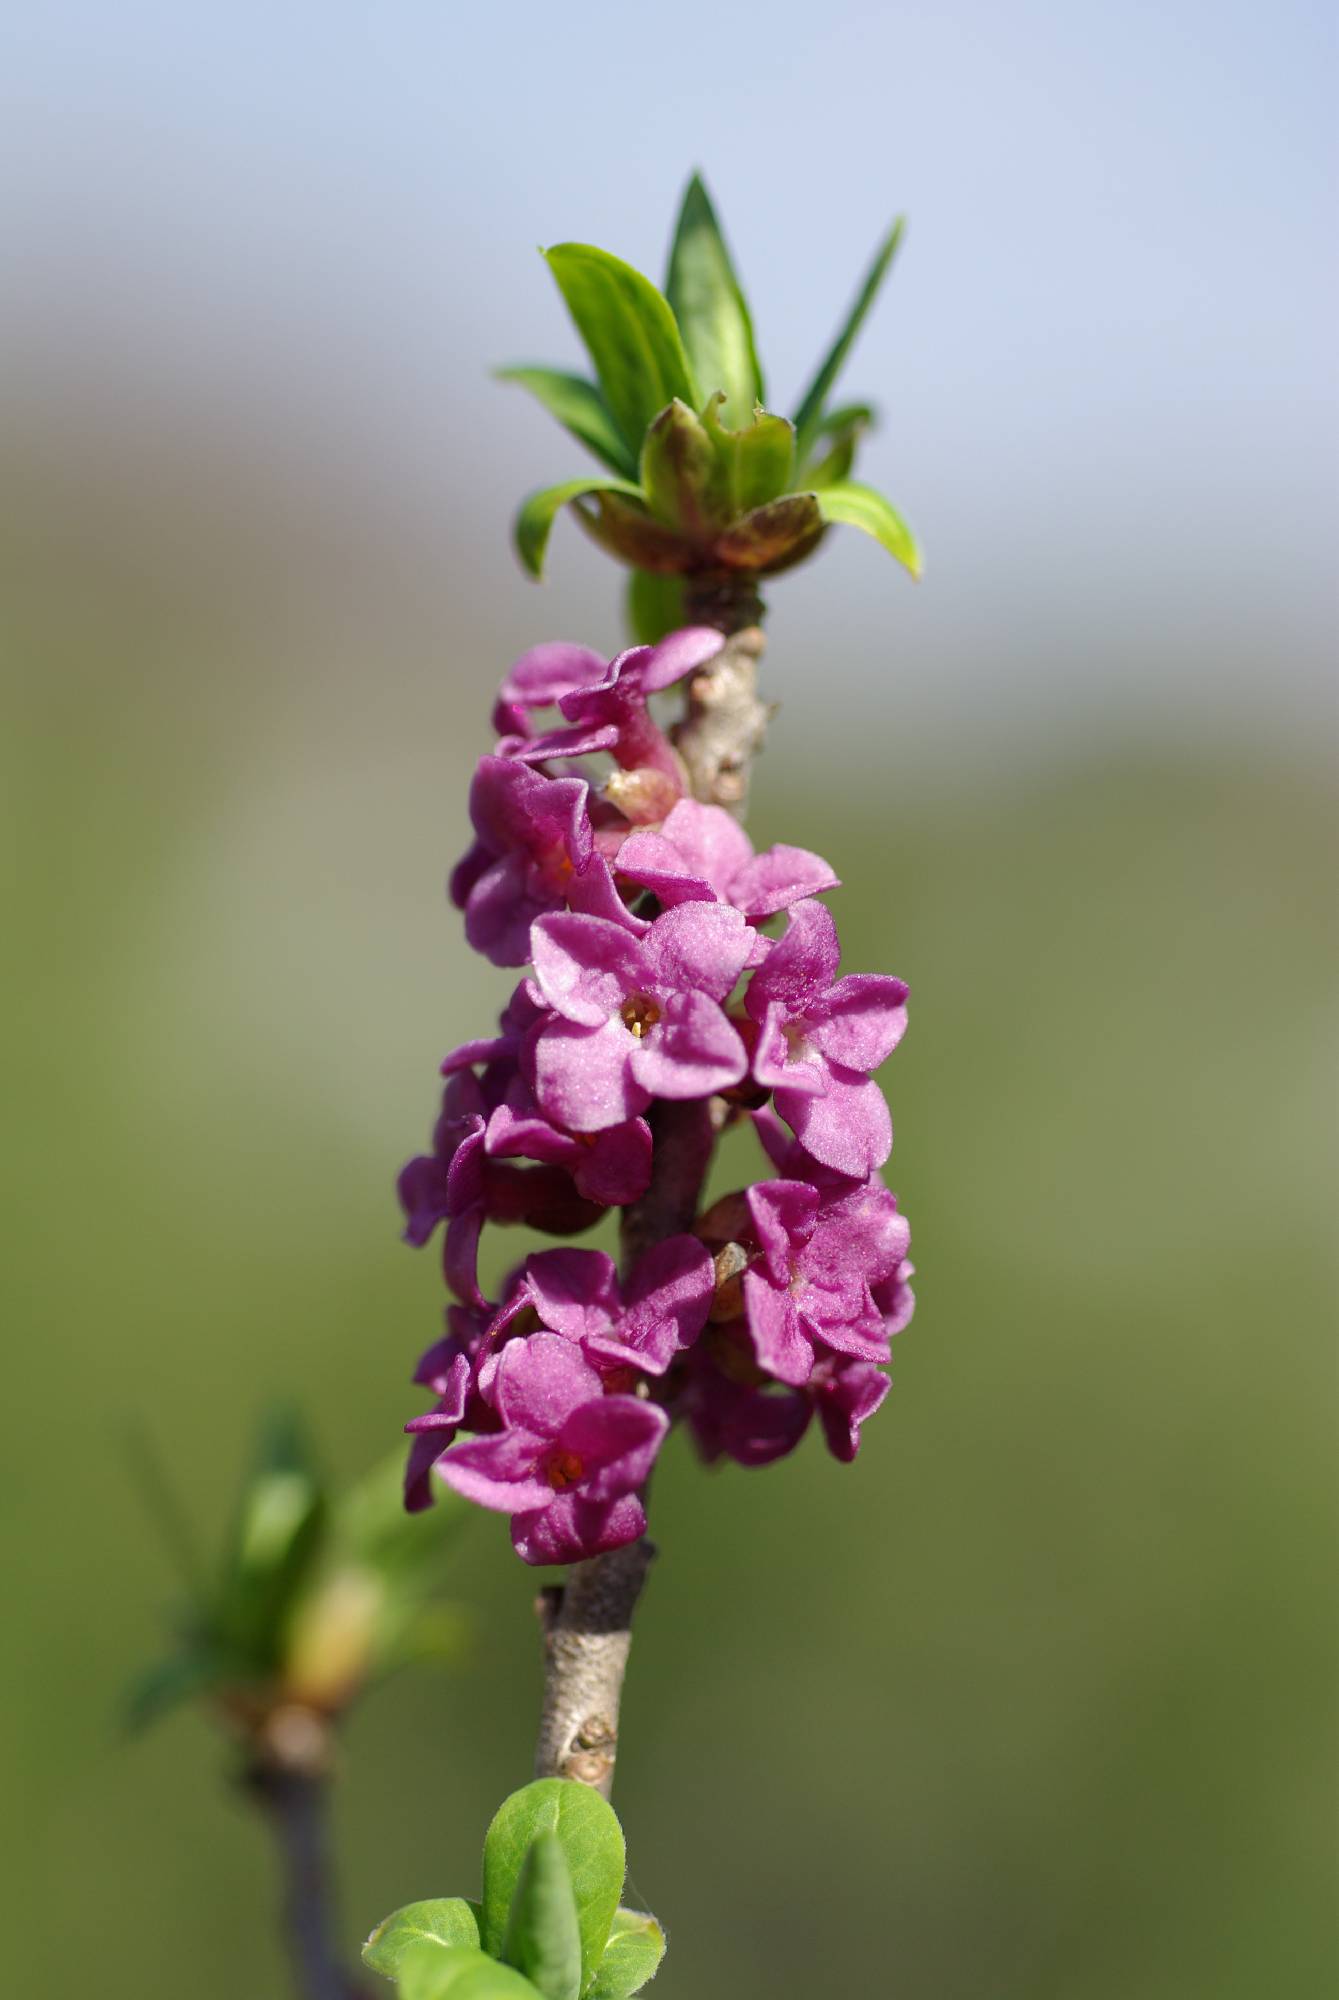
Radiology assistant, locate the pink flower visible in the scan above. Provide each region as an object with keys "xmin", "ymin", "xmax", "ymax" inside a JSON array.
[
  {"xmin": 528, "ymin": 902, "xmax": 758, "ymax": 1131},
  {"xmin": 437, "ymin": 1334, "xmax": 668, "ymax": 1564},
  {"xmin": 746, "ymin": 899, "xmax": 908, "ymax": 1178},
  {"xmin": 616, "ymin": 797, "xmax": 838, "ymax": 919}
]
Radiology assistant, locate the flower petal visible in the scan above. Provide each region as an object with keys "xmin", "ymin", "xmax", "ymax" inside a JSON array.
[
  {"xmin": 779, "ymin": 1068, "xmax": 892, "ymax": 1178},
  {"xmin": 510, "ymin": 1491, "xmax": 646, "ymax": 1566},
  {"xmin": 531, "ymin": 1015, "xmax": 648, "ymax": 1132},
  {"xmin": 629, "ymin": 991, "xmax": 746, "ymax": 1100},
  {"xmin": 812, "ymin": 973, "xmax": 909, "ymax": 1072},
  {"xmin": 494, "ymin": 1330, "xmax": 604, "ymax": 1436},
  {"xmin": 641, "ymin": 901, "xmax": 755, "ymax": 1003},
  {"xmin": 558, "ymin": 1395, "xmax": 670, "ymax": 1500},
  {"xmin": 530, "ymin": 911, "xmax": 644, "ymax": 1026},
  {"xmin": 436, "ymin": 1429, "xmax": 552, "ymax": 1513}
]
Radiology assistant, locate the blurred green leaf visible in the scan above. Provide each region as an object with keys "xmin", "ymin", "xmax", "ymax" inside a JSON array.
[
  {"xmin": 814, "ymin": 479, "xmax": 922, "ymax": 577},
  {"xmin": 801, "ymin": 404, "xmax": 875, "ymax": 489},
  {"xmin": 514, "ymin": 477, "xmax": 643, "ymax": 579},
  {"xmin": 587, "ymin": 1910, "xmax": 666, "ymax": 1999},
  {"xmin": 665, "ymin": 173, "xmax": 764, "ymax": 427},
  {"xmin": 501, "ymin": 1832, "xmax": 582, "ymax": 2000},
  {"xmin": 395, "ymin": 1941, "xmax": 541, "ymax": 1999},
  {"xmin": 712, "ymin": 492, "xmax": 825, "ymax": 574},
  {"xmin": 700, "ymin": 396, "xmax": 796, "ymax": 517},
  {"xmin": 364, "ymin": 1899, "xmax": 481, "ymax": 1977},
  {"xmin": 624, "ymin": 570, "xmax": 684, "ymax": 645},
  {"xmin": 482, "ymin": 1780, "xmax": 624, "ymax": 1994},
  {"xmin": 216, "ymin": 1405, "xmax": 327, "ymax": 1668},
  {"xmin": 334, "ymin": 1450, "xmax": 468, "ymax": 1574},
  {"xmin": 792, "ymin": 216, "xmax": 905, "ymax": 460},
  {"xmin": 123, "ymin": 1647, "xmax": 225, "ymax": 1735},
  {"xmin": 495, "ymin": 370, "xmax": 637, "ymax": 479},
  {"xmin": 543, "ymin": 244, "xmax": 698, "ymax": 456}
]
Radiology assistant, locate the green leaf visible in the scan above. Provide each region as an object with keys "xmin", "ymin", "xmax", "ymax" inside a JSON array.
[
  {"xmin": 625, "ymin": 570, "xmax": 684, "ymax": 646},
  {"xmin": 363, "ymin": 1899, "xmax": 481, "ymax": 1977},
  {"xmin": 639, "ymin": 400, "xmax": 718, "ymax": 538},
  {"xmin": 501, "ymin": 1832, "xmax": 582, "ymax": 2000},
  {"xmin": 800, "ymin": 403, "xmax": 875, "ymax": 489},
  {"xmin": 496, "ymin": 370, "xmax": 637, "ymax": 479},
  {"xmin": 700, "ymin": 396, "xmax": 796, "ymax": 518},
  {"xmin": 792, "ymin": 217, "xmax": 906, "ymax": 460},
  {"xmin": 123, "ymin": 1647, "xmax": 225, "ymax": 1735},
  {"xmin": 394, "ymin": 1941, "xmax": 542, "ymax": 2000},
  {"xmin": 481, "ymin": 1780, "xmax": 625, "ymax": 1994},
  {"xmin": 543, "ymin": 244, "xmax": 698, "ymax": 458},
  {"xmin": 813, "ymin": 479, "xmax": 922, "ymax": 577},
  {"xmin": 665, "ymin": 173, "xmax": 764, "ymax": 428},
  {"xmin": 570, "ymin": 490, "xmax": 694, "ymax": 574},
  {"xmin": 587, "ymin": 1911, "xmax": 666, "ymax": 1999},
  {"xmin": 513, "ymin": 477, "xmax": 644, "ymax": 579},
  {"xmin": 217, "ymin": 1405, "xmax": 327, "ymax": 1668},
  {"xmin": 712, "ymin": 492, "xmax": 825, "ymax": 575}
]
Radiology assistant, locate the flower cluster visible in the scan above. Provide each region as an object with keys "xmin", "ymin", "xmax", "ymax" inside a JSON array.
[{"xmin": 399, "ymin": 628, "xmax": 914, "ymax": 1562}]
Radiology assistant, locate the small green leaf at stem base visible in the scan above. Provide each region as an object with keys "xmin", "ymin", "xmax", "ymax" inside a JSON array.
[
  {"xmin": 496, "ymin": 370, "xmax": 637, "ymax": 478},
  {"xmin": 543, "ymin": 244, "xmax": 698, "ymax": 460},
  {"xmin": 514, "ymin": 478, "xmax": 643, "ymax": 579},
  {"xmin": 665, "ymin": 172, "xmax": 764, "ymax": 428},
  {"xmin": 482, "ymin": 1780, "xmax": 625, "ymax": 1996},
  {"xmin": 587, "ymin": 1910, "xmax": 666, "ymax": 1998},
  {"xmin": 501, "ymin": 1831, "xmax": 583, "ymax": 2000},
  {"xmin": 363, "ymin": 1898, "xmax": 481, "ymax": 1977},
  {"xmin": 814, "ymin": 479, "xmax": 922, "ymax": 577}
]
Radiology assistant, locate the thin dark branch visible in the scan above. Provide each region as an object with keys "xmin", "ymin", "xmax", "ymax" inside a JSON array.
[{"xmin": 245, "ymin": 1745, "xmax": 359, "ymax": 2000}]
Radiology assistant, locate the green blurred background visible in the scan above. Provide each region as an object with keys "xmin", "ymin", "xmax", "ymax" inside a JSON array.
[{"xmin": 3, "ymin": 2, "xmax": 1335, "ymax": 1995}]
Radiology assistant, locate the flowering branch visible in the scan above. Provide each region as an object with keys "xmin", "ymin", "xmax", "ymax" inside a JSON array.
[{"xmin": 394, "ymin": 177, "xmax": 918, "ymax": 1897}]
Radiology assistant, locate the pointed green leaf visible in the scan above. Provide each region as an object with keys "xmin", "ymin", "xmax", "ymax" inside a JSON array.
[
  {"xmin": 701, "ymin": 396, "xmax": 796, "ymax": 517},
  {"xmin": 394, "ymin": 1941, "xmax": 542, "ymax": 1999},
  {"xmin": 800, "ymin": 404, "xmax": 875, "ymax": 489},
  {"xmin": 587, "ymin": 1910, "xmax": 666, "ymax": 1999},
  {"xmin": 496, "ymin": 370, "xmax": 637, "ymax": 479},
  {"xmin": 123, "ymin": 1648, "xmax": 226, "ymax": 1735},
  {"xmin": 217, "ymin": 1405, "xmax": 327, "ymax": 1668},
  {"xmin": 625, "ymin": 570, "xmax": 685, "ymax": 646},
  {"xmin": 513, "ymin": 477, "xmax": 644, "ymax": 579},
  {"xmin": 363, "ymin": 1899, "xmax": 481, "ymax": 1978},
  {"xmin": 501, "ymin": 1832, "xmax": 582, "ymax": 2000},
  {"xmin": 813, "ymin": 479, "xmax": 922, "ymax": 577},
  {"xmin": 543, "ymin": 244, "xmax": 698, "ymax": 456},
  {"xmin": 665, "ymin": 173, "xmax": 763, "ymax": 427},
  {"xmin": 482, "ymin": 1780, "xmax": 625, "ymax": 1994},
  {"xmin": 711, "ymin": 492, "xmax": 825, "ymax": 575},
  {"xmin": 792, "ymin": 217, "xmax": 905, "ymax": 460}
]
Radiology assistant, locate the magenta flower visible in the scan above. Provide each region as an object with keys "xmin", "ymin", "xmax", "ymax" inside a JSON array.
[
  {"xmin": 437, "ymin": 1333, "xmax": 668, "ymax": 1564},
  {"xmin": 449, "ymin": 756, "xmax": 635, "ymax": 967},
  {"xmin": 490, "ymin": 640, "xmax": 610, "ymax": 738},
  {"xmin": 740, "ymin": 1177, "xmax": 910, "ymax": 1385},
  {"xmin": 397, "ymin": 1064, "xmax": 613, "ymax": 1307},
  {"xmin": 491, "ymin": 1236, "xmax": 715, "ymax": 1377},
  {"xmin": 807, "ymin": 1354, "xmax": 892, "ymax": 1462},
  {"xmin": 746, "ymin": 898, "xmax": 908, "ymax": 1178},
  {"xmin": 616, "ymin": 797, "xmax": 838, "ymax": 919},
  {"xmin": 528, "ymin": 902, "xmax": 758, "ymax": 1131}
]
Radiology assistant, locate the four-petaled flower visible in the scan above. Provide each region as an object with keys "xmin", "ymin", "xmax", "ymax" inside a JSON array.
[
  {"xmin": 438, "ymin": 1333, "xmax": 668, "ymax": 1564},
  {"xmin": 529, "ymin": 903, "xmax": 758, "ymax": 1131}
]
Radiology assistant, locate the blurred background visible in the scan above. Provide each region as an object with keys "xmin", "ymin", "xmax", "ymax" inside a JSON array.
[{"xmin": 3, "ymin": 1, "xmax": 1335, "ymax": 1994}]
